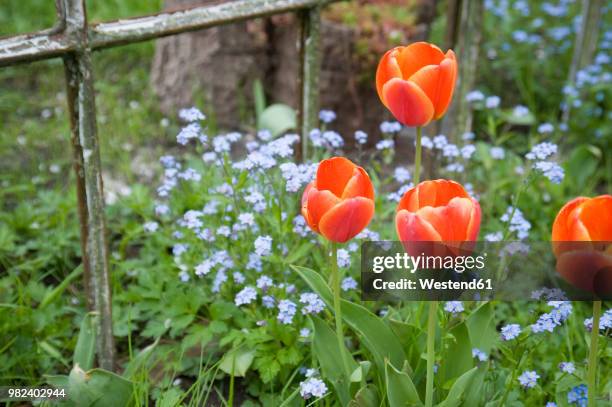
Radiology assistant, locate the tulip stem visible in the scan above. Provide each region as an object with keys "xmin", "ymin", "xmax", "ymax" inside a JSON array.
[
  {"xmin": 330, "ymin": 241, "xmax": 351, "ymax": 378},
  {"xmin": 414, "ymin": 126, "xmax": 423, "ymax": 185},
  {"xmin": 587, "ymin": 299, "xmax": 601, "ymax": 407},
  {"xmin": 425, "ymin": 300, "xmax": 437, "ymax": 407}
]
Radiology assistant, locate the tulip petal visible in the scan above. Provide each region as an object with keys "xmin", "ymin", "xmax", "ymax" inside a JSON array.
[
  {"xmin": 301, "ymin": 183, "xmax": 316, "ymax": 231},
  {"xmin": 465, "ymin": 198, "xmax": 482, "ymax": 241},
  {"xmin": 445, "ymin": 197, "xmax": 479, "ymax": 241},
  {"xmin": 430, "ymin": 179, "xmax": 470, "ymax": 207},
  {"xmin": 414, "ymin": 197, "xmax": 476, "ymax": 241},
  {"xmin": 414, "ymin": 179, "xmax": 469, "ymax": 208},
  {"xmin": 409, "ymin": 53, "xmax": 458, "ymax": 120},
  {"xmin": 397, "ymin": 186, "xmax": 419, "ymax": 213},
  {"xmin": 397, "ymin": 42, "xmax": 445, "ymax": 79},
  {"xmin": 316, "ymin": 156, "xmax": 356, "ymax": 197},
  {"xmin": 397, "ymin": 179, "xmax": 469, "ymax": 213},
  {"xmin": 376, "ymin": 47, "xmax": 403, "ymax": 107},
  {"xmin": 342, "ymin": 167, "xmax": 375, "ymax": 200},
  {"xmin": 578, "ymin": 195, "xmax": 612, "ymax": 241},
  {"xmin": 301, "ymin": 182, "xmax": 314, "ymax": 208},
  {"xmin": 409, "ymin": 64, "xmax": 441, "ymax": 106},
  {"xmin": 414, "ymin": 180, "xmax": 440, "ymax": 208},
  {"xmin": 433, "ymin": 52, "xmax": 458, "ymax": 119},
  {"xmin": 552, "ymin": 197, "xmax": 590, "ymax": 242},
  {"xmin": 396, "ymin": 209, "xmax": 442, "ymax": 242},
  {"xmin": 415, "ymin": 205, "xmax": 451, "ymax": 241},
  {"xmin": 319, "ymin": 197, "xmax": 374, "ymax": 243},
  {"xmin": 382, "ymin": 78, "xmax": 434, "ymax": 127},
  {"xmin": 305, "ymin": 187, "xmax": 341, "ymax": 232}
]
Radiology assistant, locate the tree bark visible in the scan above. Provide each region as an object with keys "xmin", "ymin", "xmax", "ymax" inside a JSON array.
[
  {"xmin": 442, "ymin": 0, "xmax": 484, "ymax": 143},
  {"xmin": 151, "ymin": 0, "xmax": 268, "ymax": 128}
]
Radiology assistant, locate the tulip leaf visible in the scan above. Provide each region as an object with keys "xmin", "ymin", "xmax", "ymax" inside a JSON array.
[
  {"xmin": 258, "ymin": 103, "xmax": 296, "ymax": 138},
  {"xmin": 292, "ymin": 265, "xmax": 407, "ymax": 374},
  {"xmin": 437, "ymin": 367, "xmax": 479, "ymax": 407},
  {"xmin": 348, "ymin": 385, "xmax": 380, "ymax": 407},
  {"xmin": 389, "ymin": 319, "xmax": 425, "ymax": 371},
  {"xmin": 466, "ymin": 302, "xmax": 497, "ymax": 353},
  {"xmin": 340, "ymin": 299, "xmax": 408, "ymax": 374},
  {"xmin": 442, "ymin": 321, "xmax": 473, "ymax": 384},
  {"xmin": 68, "ymin": 364, "xmax": 133, "ymax": 406},
  {"xmin": 73, "ymin": 312, "xmax": 98, "ymax": 371},
  {"xmin": 385, "ymin": 360, "xmax": 423, "ymax": 407},
  {"xmin": 350, "ymin": 361, "xmax": 372, "ymax": 383},
  {"xmin": 311, "ymin": 315, "xmax": 356, "ymax": 405}
]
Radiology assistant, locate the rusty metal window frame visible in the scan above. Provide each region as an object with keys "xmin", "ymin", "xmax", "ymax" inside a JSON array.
[{"xmin": 0, "ymin": 0, "xmax": 335, "ymax": 370}]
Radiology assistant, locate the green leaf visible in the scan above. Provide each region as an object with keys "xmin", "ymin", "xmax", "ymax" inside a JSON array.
[
  {"xmin": 235, "ymin": 170, "xmax": 249, "ymax": 191},
  {"xmin": 389, "ymin": 319, "xmax": 425, "ymax": 371},
  {"xmin": 123, "ymin": 338, "xmax": 160, "ymax": 379},
  {"xmin": 74, "ymin": 312, "xmax": 98, "ymax": 371},
  {"xmin": 210, "ymin": 301, "xmax": 240, "ymax": 321},
  {"xmin": 293, "ymin": 265, "xmax": 407, "ymax": 373},
  {"xmin": 565, "ymin": 144, "xmax": 601, "ymax": 188},
  {"xmin": 466, "ymin": 302, "xmax": 497, "ymax": 353},
  {"xmin": 254, "ymin": 355, "xmax": 281, "ymax": 383},
  {"xmin": 461, "ymin": 368, "xmax": 486, "ymax": 407},
  {"xmin": 253, "ymin": 79, "xmax": 266, "ymax": 119},
  {"xmin": 158, "ymin": 387, "xmax": 184, "ymax": 407},
  {"xmin": 68, "ymin": 365, "xmax": 133, "ymax": 407},
  {"xmin": 311, "ymin": 316, "xmax": 356, "ymax": 405},
  {"xmin": 350, "ymin": 361, "xmax": 372, "ymax": 383},
  {"xmin": 348, "ymin": 385, "xmax": 380, "ymax": 407},
  {"xmin": 385, "ymin": 360, "xmax": 423, "ymax": 407},
  {"xmin": 39, "ymin": 265, "xmax": 83, "ymax": 309},
  {"xmin": 278, "ymin": 346, "xmax": 301, "ymax": 366},
  {"xmin": 219, "ymin": 347, "xmax": 255, "ymax": 377},
  {"xmin": 258, "ymin": 104, "xmax": 296, "ymax": 137},
  {"xmin": 182, "ymin": 325, "xmax": 213, "ymax": 349},
  {"xmin": 45, "ymin": 375, "xmax": 75, "ymax": 407},
  {"xmin": 39, "ymin": 340, "xmax": 67, "ymax": 365},
  {"xmin": 141, "ymin": 318, "xmax": 169, "ymax": 338},
  {"xmin": 284, "ymin": 242, "xmax": 314, "ymax": 264},
  {"xmin": 437, "ymin": 367, "xmax": 479, "ymax": 407},
  {"xmin": 442, "ymin": 322, "xmax": 473, "ymax": 384},
  {"xmin": 46, "ymin": 374, "xmax": 69, "ymax": 389}
]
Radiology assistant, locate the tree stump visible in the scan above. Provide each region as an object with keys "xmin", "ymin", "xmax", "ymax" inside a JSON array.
[
  {"xmin": 151, "ymin": 0, "xmax": 268, "ymax": 128},
  {"xmin": 268, "ymin": 15, "xmax": 388, "ymax": 137}
]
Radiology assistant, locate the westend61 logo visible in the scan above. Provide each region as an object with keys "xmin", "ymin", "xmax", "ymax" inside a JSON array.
[{"xmin": 360, "ymin": 241, "xmax": 612, "ymax": 301}]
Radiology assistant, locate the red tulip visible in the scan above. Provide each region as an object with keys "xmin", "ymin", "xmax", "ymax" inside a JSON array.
[
  {"xmin": 396, "ymin": 179, "xmax": 481, "ymax": 244},
  {"xmin": 376, "ymin": 42, "xmax": 458, "ymax": 127},
  {"xmin": 552, "ymin": 195, "xmax": 612, "ymax": 295},
  {"xmin": 552, "ymin": 195, "xmax": 612, "ymax": 244},
  {"xmin": 301, "ymin": 157, "xmax": 375, "ymax": 243}
]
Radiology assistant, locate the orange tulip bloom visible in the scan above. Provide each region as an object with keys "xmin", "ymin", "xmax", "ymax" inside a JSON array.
[
  {"xmin": 552, "ymin": 195, "xmax": 612, "ymax": 295},
  {"xmin": 376, "ymin": 42, "xmax": 457, "ymax": 127},
  {"xmin": 396, "ymin": 179, "xmax": 481, "ymax": 243},
  {"xmin": 302, "ymin": 157, "xmax": 375, "ymax": 243}
]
